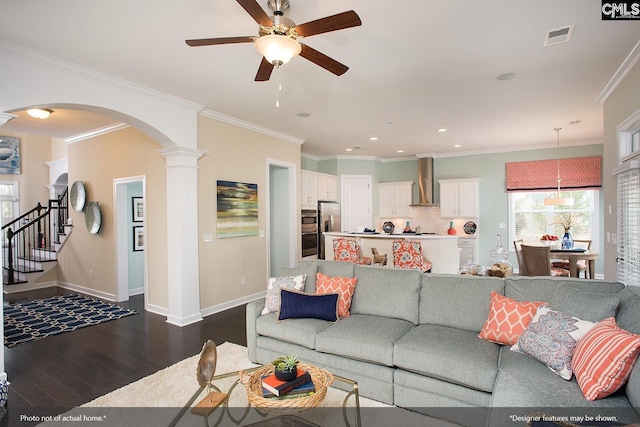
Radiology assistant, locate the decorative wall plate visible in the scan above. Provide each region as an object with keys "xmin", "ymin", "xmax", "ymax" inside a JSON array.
[
  {"xmin": 463, "ymin": 221, "xmax": 477, "ymax": 235},
  {"xmin": 85, "ymin": 201, "xmax": 102, "ymax": 234},
  {"xmin": 69, "ymin": 181, "xmax": 86, "ymax": 212}
]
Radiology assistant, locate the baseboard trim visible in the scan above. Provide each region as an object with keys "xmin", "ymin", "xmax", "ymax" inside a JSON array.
[
  {"xmin": 56, "ymin": 281, "xmax": 117, "ymax": 301},
  {"xmin": 166, "ymin": 312, "xmax": 203, "ymax": 327},
  {"xmin": 200, "ymin": 290, "xmax": 266, "ymax": 318}
]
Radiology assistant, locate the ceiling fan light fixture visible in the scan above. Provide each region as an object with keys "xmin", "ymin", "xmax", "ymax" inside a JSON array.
[
  {"xmin": 27, "ymin": 108, "xmax": 53, "ymax": 119},
  {"xmin": 255, "ymin": 34, "xmax": 301, "ymax": 66}
]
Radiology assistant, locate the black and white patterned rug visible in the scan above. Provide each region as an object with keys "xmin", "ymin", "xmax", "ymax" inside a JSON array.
[{"xmin": 3, "ymin": 294, "xmax": 137, "ymax": 348}]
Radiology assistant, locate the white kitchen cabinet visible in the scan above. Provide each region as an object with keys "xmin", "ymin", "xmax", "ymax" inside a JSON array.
[
  {"xmin": 302, "ymin": 171, "xmax": 319, "ymax": 209},
  {"xmin": 302, "ymin": 170, "xmax": 338, "ymax": 208},
  {"xmin": 379, "ymin": 181, "xmax": 414, "ymax": 218},
  {"xmin": 317, "ymin": 174, "xmax": 337, "ymax": 201},
  {"xmin": 438, "ymin": 178, "xmax": 480, "ymax": 218}
]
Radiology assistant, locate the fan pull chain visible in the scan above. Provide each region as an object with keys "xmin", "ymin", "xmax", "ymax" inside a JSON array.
[{"xmin": 275, "ymin": 66, "xmax": 282, "ymax": 108}]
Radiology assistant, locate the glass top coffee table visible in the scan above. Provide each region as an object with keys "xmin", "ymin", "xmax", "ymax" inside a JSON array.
[{"xmin": 169, "ymin": 362, "xmax": 361, "ymax": 427}]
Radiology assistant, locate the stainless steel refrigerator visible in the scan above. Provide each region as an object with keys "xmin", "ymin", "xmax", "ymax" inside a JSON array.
[{"xmin": 318, "ymin": 201, "xmax": 341, "ymax": 260}]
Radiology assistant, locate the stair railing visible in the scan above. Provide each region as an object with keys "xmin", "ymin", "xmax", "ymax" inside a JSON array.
[{"xmin": 2, "ymin": 188, "xmax": 68, "ymax": 285}]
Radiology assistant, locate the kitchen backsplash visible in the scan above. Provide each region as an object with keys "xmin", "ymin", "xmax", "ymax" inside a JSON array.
[{"xmin": 377, "ymin": 206, "xmax": 476, "ymax": 236}]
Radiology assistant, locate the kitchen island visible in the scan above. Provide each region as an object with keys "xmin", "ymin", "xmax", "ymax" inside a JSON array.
[{"xmin": 323, "ymin": 232, "xmax": 460, "ymax": 274}]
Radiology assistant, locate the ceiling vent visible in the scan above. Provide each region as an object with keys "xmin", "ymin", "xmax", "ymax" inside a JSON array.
[{"xmin": 544, "ymin": 24, "xmax": 574, "ymax": 47}]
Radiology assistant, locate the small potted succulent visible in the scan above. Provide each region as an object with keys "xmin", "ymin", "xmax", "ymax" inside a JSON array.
[{"xmin": 272, "ymin": 354, "xmax": 299, "ymax": 381}]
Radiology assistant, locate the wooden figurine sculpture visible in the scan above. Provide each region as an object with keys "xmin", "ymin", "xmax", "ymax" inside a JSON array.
[
  {"xmin": 371, "ymin": 247, "xmax": 388, "ymax": 266},
  {"xmin": 192, "ymin": 340, "xmax": 227, "ymax": 416}
]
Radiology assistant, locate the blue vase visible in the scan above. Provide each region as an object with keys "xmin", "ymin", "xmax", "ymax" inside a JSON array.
[{"xmin": 561, "ymin": 228, "xmax": 574, "ymax": 249}]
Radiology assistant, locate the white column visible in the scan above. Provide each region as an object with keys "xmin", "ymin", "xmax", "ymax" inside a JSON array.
[{"xmin": 159, "ymin": 147, "xmax": 206, "ymax": 326}]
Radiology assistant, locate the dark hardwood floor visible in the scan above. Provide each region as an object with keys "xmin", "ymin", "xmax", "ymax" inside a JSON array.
[{"xmin": 3, "ymin": 287, "xmax": 247, "ymax": 420}]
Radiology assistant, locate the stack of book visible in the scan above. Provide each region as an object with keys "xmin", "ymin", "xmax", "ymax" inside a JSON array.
[{"xmin": 261, "ymin": 369, "xmax": 316, "ymax": 399}]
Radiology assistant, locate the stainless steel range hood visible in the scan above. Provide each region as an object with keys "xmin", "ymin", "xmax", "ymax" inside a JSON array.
[{"xmin": 411, "ymin": 157, "xmax": 438, "ymax": 206}]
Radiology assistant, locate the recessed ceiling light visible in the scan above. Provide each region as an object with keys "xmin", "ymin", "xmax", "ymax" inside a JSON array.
[
  {"xmin": 437, "ymin": 128, "xmax": 447, "ymax": 133},
  {"xmin": 496, "ymin": 72, "xmax": 516, "ymax": 81},
  {"xmin": 397, "ymin": 150, "xmax": 404, "ymax": 153},
  {"xmin": 454, "ymin": 144, "xmax": 462, "ymax": 148},
  {"xmin": 296, "ymin": 112, "xmax": 311, "ymax": 118},
  {"xmin": 345, "ymin": 148, "xmax": 353, "ymax": 152},
  {"xmin": 27, "ymin": 108, "xmax": 53, "ymax": 119},
  {"xmin": 369, "ymin": 137, "xmax": 378, "ymax": 141},
  {"xmin": 385, "ymin": 121, "xmax": 394, "ymax": 126}
]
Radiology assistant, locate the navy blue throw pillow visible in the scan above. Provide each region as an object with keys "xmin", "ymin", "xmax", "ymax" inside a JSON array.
[{"xmin": 277, "ymin": 289, "xmax": 339, "ymax": 322}]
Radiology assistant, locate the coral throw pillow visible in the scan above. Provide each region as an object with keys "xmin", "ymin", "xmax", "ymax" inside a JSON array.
[
  {"xmin": 478, "ymin": 292, "xmax": 546, "ymax": 345},
  {"xmin": 315, "ymin": 272, "xmax": 358, "ymax": 318},
  {"xmin": 572, "ymin": 317, "xmax": 640, "ymax": 400}
]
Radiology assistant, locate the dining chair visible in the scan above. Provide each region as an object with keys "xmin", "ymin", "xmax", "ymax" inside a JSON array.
[
  {"xmin": 551, "ymin": 239, "xmax": 592, "ymax": 278},
  {"xmin": 392, "ymin": 239, "xmax": 433, "ymax": 273},
  {"xmin": 332, "ymin": 238, "xmax": 372, "ymax": 265},
  {"xmin": 513, "ymin": 239, "xmax": 524, "ymax": 273},
  {"xmin": 520, "ymin": 244, "xmax": 569, "ymax": 277}
]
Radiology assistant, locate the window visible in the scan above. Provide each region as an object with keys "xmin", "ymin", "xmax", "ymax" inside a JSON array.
[
  {"xmin": 0, "ymin": 181, "xmax": 19, "ymax": 226},
  {"xmin": 509, "ymin": 190, "xmax": 599, "ymax": 244},
  {"xmin": 616, "ymin": 107, "xmax": 640, "ymax": 286}
]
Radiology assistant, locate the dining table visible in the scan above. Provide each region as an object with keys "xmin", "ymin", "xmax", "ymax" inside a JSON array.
[{"xmin": 550, "ymin": 249, "xmax": 599, "ymax": 279}]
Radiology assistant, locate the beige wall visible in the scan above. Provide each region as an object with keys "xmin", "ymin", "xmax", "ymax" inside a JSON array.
[
  {"xmin": 602, "ymin": 61, "xmax": 640, "ymax": 281},
  {"xmin": 0, "ymin": 130, "xmax": 51, "ymax": 212},
  {"xmin": 197, "ymin": 116, "xmax": 301, "ymax": 309},
  {"xmin": 57, "ymin": 126, "xmax": 168, "ymax": 307},
  {"xmin": 51, "ymin": 137, "xmax": 68, "ymax": 161}
]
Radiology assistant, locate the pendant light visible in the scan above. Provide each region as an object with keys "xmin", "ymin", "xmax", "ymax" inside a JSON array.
[{"xmin": 544, "ymin": 127, "xmax": 574, "ymax": 206}]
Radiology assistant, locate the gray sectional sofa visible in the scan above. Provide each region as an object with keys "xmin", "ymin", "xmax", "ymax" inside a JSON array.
[{"xmin": 246, "ymin": 260, "xmax": 640, "ymax": 426}]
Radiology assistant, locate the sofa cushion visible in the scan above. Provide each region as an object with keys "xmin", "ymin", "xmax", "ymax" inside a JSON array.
[
  {"xmin": 572, "ymin": 317, "xmax": 640, "ymax": 401},
  {"xmin": 256, "ymin": 312, "xmax": 333, "ymax": 350},
  {"xmin": 616, "ymin": 286, "xmax": 640, "ymax": 335},
  {"xmin": 317, "ymin": 260, "xmax": 355, "ymax": 279},
  {"xmin": 512, "ymin": 306, "xmax": 595, "ymax": 380},
  {"xmin": 551, "ymin": 283, "xmax": 619, "ymax": 323},
  {"xmin": 281, "ymin": 262, "xmax": 318, "ymax": 293},
  {"xmin": 277, "ymin": 288, "xmax": 339, "ymax": 322},
  {"xmin": 478, "ymin": 291, "xmax": 546, "ymax": 345},
  {"xmin": 315, "ymin": 272, "xmax": 358, "ymax": 318},
  {"xmin": 350, "ymin": 265, "xmax": 421, "ymax": 324},
  {"xmin": 315, "ymin": 314, "xmax": 415, "ymax": 366},
  {"xmin": 420, "ymin": 274, "xmax": 504, "ymax": 332},
  {"xmin": 394, "ymin": 324, "xmax": 500, "ymax": 393},
  {"xmin": 504, "ymin": 277, "xmax": 623, "ymax": 305}
]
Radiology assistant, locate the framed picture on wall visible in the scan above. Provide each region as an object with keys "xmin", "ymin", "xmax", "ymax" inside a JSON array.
[
  {"xmin": 132, "ymin": 197, "xmax": 143, "ymax": 222},
  {"xmin": 133, "ymin": 226, "xmax": 144, "ymax": 251}
]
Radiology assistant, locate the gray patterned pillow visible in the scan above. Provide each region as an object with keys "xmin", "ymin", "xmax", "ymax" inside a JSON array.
[
  {"xmin": 511, "ymin": 306, "xmax": 595, "ymax": 380},
  {"xmin": 261, "ymin": 275, "xmax": 306, "ymax": 315}
]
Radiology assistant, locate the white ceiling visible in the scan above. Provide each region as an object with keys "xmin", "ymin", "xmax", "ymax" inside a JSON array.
[{"xmin": 1, "ymin": 0, "xmax": 639, "ymax": 159}]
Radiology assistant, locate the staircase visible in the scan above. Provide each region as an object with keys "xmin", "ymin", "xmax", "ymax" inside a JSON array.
[{"xmin": 2, "ymin": 188, "xmax": 71, "ymax": 291}]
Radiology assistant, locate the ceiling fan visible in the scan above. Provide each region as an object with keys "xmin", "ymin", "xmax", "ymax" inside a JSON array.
[{"xmin": 185, "ymin": 0, "xmax": 361, "ymax": 82}]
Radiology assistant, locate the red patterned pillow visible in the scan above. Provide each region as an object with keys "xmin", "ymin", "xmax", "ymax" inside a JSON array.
[
  {"xmin": 315, "ymin": 272, "xmax": 358, "ymax": 318},
  {"xmin": 478, "ymin": 292, "xmax": 546, "ymax": 345},
  {"xmin": 572, "ymin": 317, "xmax": 640, "ymax": 400}
]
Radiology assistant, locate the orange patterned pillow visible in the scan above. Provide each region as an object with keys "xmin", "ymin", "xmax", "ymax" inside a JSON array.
[
  {"xmin": 572, "ymin": 317, "xmax": 640, "ymax": 400},
  {"xmin": 315, "ymin": 272, "xmax": 358, "ymax": 318},
  {"xmin": 478, "ymin": 292, "xmax": 546, "ymax": 345}
]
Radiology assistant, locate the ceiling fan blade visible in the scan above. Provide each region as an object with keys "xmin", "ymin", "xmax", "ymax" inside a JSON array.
[
  {"xmin": 294, "ymin": 10, "xmax": 361, "ymax": 38},
  {"xmin": 185, "ymin": 36, "xmax": 254, "ymax": 47},
  {"xmin": 236, "ymin": 0, "xmax": 273, "ymax": 27},
  {"xmin": 299, "ymin": 44, "xmax": 349, "ymax": 76},
  {"xmin": 255, "ymin": 57, "xmax": 275, "ymax": 81}
]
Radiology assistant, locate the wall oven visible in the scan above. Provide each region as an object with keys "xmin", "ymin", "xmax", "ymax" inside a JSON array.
[{"xmin": 301, "ymin": 209, "xmax": 318, "ymax": 257}]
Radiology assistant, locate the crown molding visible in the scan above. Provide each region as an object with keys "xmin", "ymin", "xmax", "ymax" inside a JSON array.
[
  {"xmin": 0, "ymin": 40, "xmax": 203, "ymax": 112},
  {"xmin": 0, "ymin": 112, "xmax": 17, "ymax": 127},
  {"xmin": 199, "ymin": 108, "xmax": 304, "ymax": 145},
  {"xmin": 597, "ymin": 40, "xmax": 640, "ymax": 104},
  {"xmin": 65, "ymin": 122, "xmax": 130, "ymax": 144}
]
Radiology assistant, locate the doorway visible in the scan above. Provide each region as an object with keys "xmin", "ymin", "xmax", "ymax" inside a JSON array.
[
  {"xmin": 114, "ymin": 176, "xmax": 147, "ymax": 303},
  {"xmin": 268, "ymin": 160, "xmax": 297, "ymax": 277},
  {"xmin": 341, "ymin": 175, "xmax": 372, "ymax": 232}
]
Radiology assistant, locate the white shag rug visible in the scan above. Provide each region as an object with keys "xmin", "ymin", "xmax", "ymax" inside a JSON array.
[{"xmin": 39, "ymin": 342, "xmax": 453, "ymax": 427}]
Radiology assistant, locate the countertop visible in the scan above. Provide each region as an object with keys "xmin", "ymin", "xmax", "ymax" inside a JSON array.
[{"xmin": 323, "ymin": 231, "xmax": 459, "ymax": 240}]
